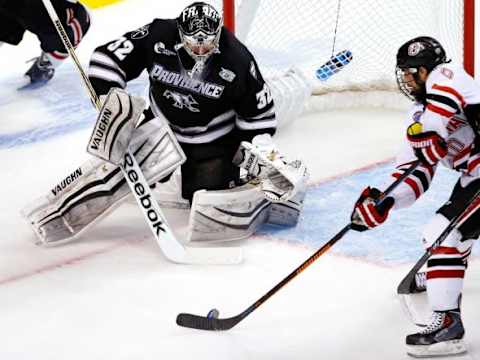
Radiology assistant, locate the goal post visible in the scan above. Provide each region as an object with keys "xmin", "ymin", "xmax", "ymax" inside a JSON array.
[{"xmin": 211, "ymin": 0, "xmax": 475, "ymax": 110}]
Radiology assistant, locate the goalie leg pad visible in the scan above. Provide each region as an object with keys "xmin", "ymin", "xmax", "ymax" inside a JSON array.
[
  {"xmin": 266, "ymin": 67, "xmax": 312, "ymax": 128},
  {"xmin": 22, "ymin": 116, "xmax": 185, "ymax": 246},
  {"xmin": 187, "ymin": 183, "xmax": 271, "ymax": 243},
  {"xmin": 267, "ymin": 188, "xmax": 306, "ymax": 226}
]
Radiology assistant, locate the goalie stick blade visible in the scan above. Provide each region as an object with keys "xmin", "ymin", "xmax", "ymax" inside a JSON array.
[
  {"xmin": 176, "ymin": 313, "xmax": 241, "ymax": 331},
  {"xmin": 397, "ymin": 253, "xmax": 429, "ymax": 295},
  {"xmin": 315, "ymin": 49, "xmax": 353, "ymax": 81},
  {"xmin": 177, "ymin": 246, "xmax": 244, "ymax": 265},
  {"xmin": 397, "ymin": 272, "xmax": 417, "ymax": 295}
]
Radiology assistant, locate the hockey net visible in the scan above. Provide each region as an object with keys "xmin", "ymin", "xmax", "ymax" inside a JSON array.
[{"xmin": 209, "ymin": 0, "xmax": 473, "ymax": 111}]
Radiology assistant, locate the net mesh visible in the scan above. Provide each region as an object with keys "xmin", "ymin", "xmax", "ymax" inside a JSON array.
[{"xmin": 207, "ymin": 0, "xmax": 464, "ymax": 103}]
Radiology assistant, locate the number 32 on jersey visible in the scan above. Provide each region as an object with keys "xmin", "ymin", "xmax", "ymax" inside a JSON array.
[
  {"xmin": 256, "ymin": 84, "xmax": 273, "ymax": 109},
  {"xmin": 107, "ymin": 36, "xmax": 134, "ymax": 61}
]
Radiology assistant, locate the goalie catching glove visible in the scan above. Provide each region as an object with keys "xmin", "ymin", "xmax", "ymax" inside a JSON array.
[
  {"xmin": 351, "ymin": 187, "xmax": 395, "ymax": 231},
  {"xmin": 233, "ymin": 134, "xmax": 308, "ymax": 203}
]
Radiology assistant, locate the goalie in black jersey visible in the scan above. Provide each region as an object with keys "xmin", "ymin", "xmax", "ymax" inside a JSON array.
[
  {"xmin": 0, "ymin": 0, "xmax": 90, "ymax": 87},
  {"xmin": 21, "ymin": 2, "xmax": 309, "ymax": 248},
  {"xmin": 88, "ymin": 1, "xmax": 283, "ymax": 202}
]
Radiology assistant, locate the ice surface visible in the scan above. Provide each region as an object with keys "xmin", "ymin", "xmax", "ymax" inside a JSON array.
[{"xmin": 0, "ymin": 1, "xmax": 477, "ymax": 359}]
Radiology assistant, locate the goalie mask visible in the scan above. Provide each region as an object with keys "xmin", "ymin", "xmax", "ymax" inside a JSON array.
[
  {"xmin": 395, "ymin": 36, "xmax": 448, "ymax": 102},
  {"xmin": 177, "ymin": 2, "xmax": 222, "ymax": 63}
]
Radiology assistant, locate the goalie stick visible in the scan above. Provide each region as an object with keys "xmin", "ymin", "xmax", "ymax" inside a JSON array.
[
  {"xmin": 40, "ymin": 0, "xmax": 242, "ymax": 265},
  {"xmin": 176, "ymin": 160, "xmax": 420, "ymax": 330},
  {"xmin": 397, "ymin": 187, "xmax": 480, "ymax": 295}
]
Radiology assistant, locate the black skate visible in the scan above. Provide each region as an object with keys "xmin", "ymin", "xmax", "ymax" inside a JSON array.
[
  {"xmin": 22, "ymin": 53, "xmax": 55, "ymax": 89},
  {"xmin": 406, "ymin": 310, "xmax": 467, "ymax": 358}
]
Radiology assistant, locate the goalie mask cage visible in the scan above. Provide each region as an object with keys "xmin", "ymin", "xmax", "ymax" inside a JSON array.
[{"xmin": 210, "ymin": 0, "xmax": 475, "ymax": 110}]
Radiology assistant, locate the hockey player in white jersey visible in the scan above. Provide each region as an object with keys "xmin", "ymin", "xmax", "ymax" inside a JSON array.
[{"xmin": 350, "ymin": 36, "xmax": 480, "ymax": 357}]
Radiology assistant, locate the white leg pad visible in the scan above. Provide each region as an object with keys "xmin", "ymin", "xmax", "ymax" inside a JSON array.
[
  {"xmin": 187, "ymin": 183, "xmax": 271, "ymax": 243},
  {"xmin": 21, "ymin": 116, "xmax": 185, "ymax": 246}
]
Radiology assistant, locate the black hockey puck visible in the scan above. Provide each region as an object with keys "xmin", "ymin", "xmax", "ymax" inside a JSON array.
[{"xmin": 207, "ymin": 308, "xmax": 219, "ymax": 319}]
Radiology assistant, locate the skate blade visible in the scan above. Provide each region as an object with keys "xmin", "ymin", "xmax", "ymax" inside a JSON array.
[
  {"xmin": 17, "ymin": 77, "xmax": 50, "ymax": 91},
  {"xmin": 407, "ymin": 339, "xmax": 468, "ymax": 358},
  {"xmin": 17, "ymin": 81, "xmax": 49, "ymax": 91}
]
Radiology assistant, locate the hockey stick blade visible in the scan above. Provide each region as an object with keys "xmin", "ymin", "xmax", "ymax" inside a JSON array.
[
  {"xmin": 397, "ymin": 253, "xmax": 429, "ymax": 294},
  {"xmin": 176, "ymin": 313, "xmax": 242, "ymax": 331},
  {"xmin": 315, "ymin": 49, "xmax": 353, "ymax": 81},
  {"xmin": 176, "ymin": 224, "xmax": 352, "ymax": 331}
]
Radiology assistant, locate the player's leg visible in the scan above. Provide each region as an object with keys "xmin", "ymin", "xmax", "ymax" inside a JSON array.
[
  {"xmin": 179, "ymin": 138, "xmax": 241, "ymax": 203},
  {"xmin": 406, "ymin": 178, "xmax": 480, "ymax": 358},
  {"xmin": 0, "ymin": 10, "xmax": 26, "ymax": 46},
  {"xmin": 26, "ymin": 1, "xmax": 91, "ymax": 84}
]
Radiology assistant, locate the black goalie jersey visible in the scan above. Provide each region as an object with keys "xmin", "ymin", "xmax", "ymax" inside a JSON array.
[{"xmin": 88, "ymin": 19, "xmax": 276, "ymax": 145}]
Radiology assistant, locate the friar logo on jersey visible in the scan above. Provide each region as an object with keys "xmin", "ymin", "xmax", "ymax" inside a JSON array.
[
  {"xmin": 164, "ymin": 90, "xmax": 200, "ymax": 112},
  {"xmin": 219, "ymin": 68, "xmax": 236, "ymax": 82},
  {"xmin": 131, "ymin": 25, "xmax": 150, "ymax": 40},
  {"xmin": 154, "ymin": 42, "xmax": 176, "ymax": 56}
]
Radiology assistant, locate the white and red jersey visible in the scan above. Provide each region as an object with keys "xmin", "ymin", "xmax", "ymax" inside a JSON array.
[{"xmin": 388, "ymin": 63, "xmax": 480, "ymax": 209}]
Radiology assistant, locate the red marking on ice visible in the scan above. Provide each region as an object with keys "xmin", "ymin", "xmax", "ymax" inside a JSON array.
[
  {"xmin": 0, "ymin": 239, "xmax": 145, "ymax": 286},
  {"xmin": 0, "ymin": 157, "xmax": 396, "ymax": 285}
]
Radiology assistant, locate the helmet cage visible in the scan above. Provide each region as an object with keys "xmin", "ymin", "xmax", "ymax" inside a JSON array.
[
  {"xmin": 395, "ymin": 36, "xmax": 448, "ymax": 102},
  {"xmin": 178, "ymin": 3, "xmax": 222, "ymax": 62},
  {"xmin": 395, "ymin": 66, "xmax": 419, "ymax": 101}
]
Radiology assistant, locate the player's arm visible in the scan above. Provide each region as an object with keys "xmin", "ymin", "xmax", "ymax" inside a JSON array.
[
  {"xmin": 232, "ymin": 54, "xmax": 311, "ymax": 202},
  {"xmin": 350, "ymin": 116, "xmax": 438, "ymax": 232},
  {"xmin": 405, "ymin": 77, "xmax": 464, "ymax": 167},
  {"xmin": 88, "ymin": 23, "xmax": 151, "ymax": 96},
  {"xmin": 233, "ymin": 55, "xmax": 277, "ymax": 142}
]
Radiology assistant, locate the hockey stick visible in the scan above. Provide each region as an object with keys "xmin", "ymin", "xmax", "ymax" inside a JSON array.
[
  {"xmin": 397, "ymin": 186, "xmax": 480, "ymax": 295},
  {"xmin": 176, "ymin": 160, "xmax": 420, "ymax": 330},
  {"xmin": 40, "ymin": 0, "xmax": 242, "ymax": 265}
]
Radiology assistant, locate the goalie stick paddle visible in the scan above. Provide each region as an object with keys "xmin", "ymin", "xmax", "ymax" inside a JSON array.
[
  {"xmin": 176, "ymin": 160, "xmax": 420, "ymax": 330},
  {"xmin": 40, "ymin": 0, "xmax": 242, "ymax": 265},
  {"xmin": 397, "ymin": 187, "xmax": 480, "ymax": 295},
  {"xmin": 315, "ymin": 49, "xmax": 353, "ymax": 82}
]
